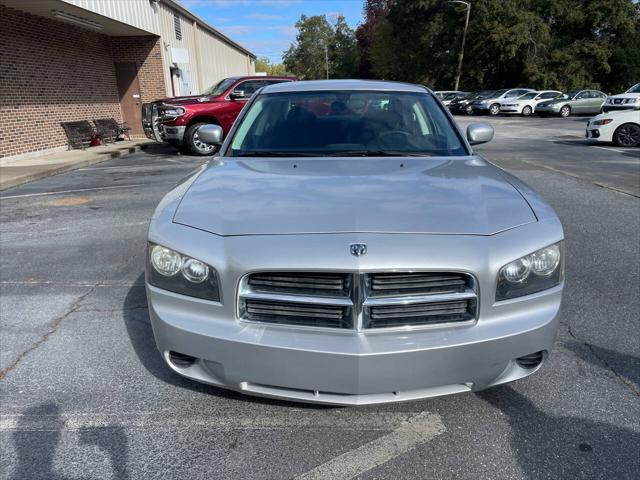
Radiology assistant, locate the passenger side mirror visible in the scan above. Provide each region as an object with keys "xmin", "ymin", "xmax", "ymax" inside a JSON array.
[
  {"xmin": 197, "ymin": 124, "xmax": 223, "ymax": 145},
  {"xmin": 466, "ymin": 123, "xmax": 494, "ymax": 145},
  {"xmin": 229, "ymin": 89, "xmax": 245, "ymax": 100}
]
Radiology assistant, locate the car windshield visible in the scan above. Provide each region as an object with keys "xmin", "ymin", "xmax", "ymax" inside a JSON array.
[
  {"xmin": 626, "ymin": 83, "xmax": 640, "ymax": 93},
  {"xmin": 228, "ymin": 90, "xmax": 468, "ymax": 157},
  {"xmin": 492, "ymin": 89, "xmax": 509, "ymax": 97},
  {"xmin": 203, "ymin": 77, "xmax": 237, "ymax": 96},
  {"xmin": 519, "ymin": 92, "xmax": 538, "ymax": 100},
  {"xmin": 442, "ymin": 92, "xmax": 459, "ymax": 100}
]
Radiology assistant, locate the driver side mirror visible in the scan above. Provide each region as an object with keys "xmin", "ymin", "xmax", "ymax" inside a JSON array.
[
  {"xmin": 466, "ymin": 123, "xmax": 494, "ymax": 145},
  {"xmin": 229, "ymin": 89, "xmax": 245, "ymax": 100},
  {"xmin": 197, "ymin": 124, "xmax": 223, "ymax": 145}
]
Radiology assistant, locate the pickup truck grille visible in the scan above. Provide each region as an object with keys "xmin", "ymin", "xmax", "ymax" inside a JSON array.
[{"xmin": 239, "ymin": 271, "xmax": 477, "ymax": 330}]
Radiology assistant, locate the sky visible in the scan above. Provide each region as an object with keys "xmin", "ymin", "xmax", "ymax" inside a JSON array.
[{"xmin": 178, "ymin": 0, "xmax": 364, "ymax": 63}]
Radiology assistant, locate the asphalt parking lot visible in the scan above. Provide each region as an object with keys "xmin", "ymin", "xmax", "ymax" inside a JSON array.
[{"xmin": 1, "ymin": 117, "xmax": 638, "ymax": 479}]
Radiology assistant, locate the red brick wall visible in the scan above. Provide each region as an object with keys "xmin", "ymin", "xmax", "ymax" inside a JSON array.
[
  {"xmin": 0, "ymin": 6, "xmax": 167, "ymax": 159},
  {"xmin": 110, "ymin": 37, "xmax": 166, "ymax": 105}
]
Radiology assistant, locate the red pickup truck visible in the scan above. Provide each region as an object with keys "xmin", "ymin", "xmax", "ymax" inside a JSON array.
[{"xmin": 142, "ymin": 76, "xmax": 297, "ymax": 155}]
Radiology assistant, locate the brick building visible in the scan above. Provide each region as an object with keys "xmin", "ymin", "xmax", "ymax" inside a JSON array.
[{"xmin": 0, "ymin": 0, "xmax": 256, "ymax": 159}]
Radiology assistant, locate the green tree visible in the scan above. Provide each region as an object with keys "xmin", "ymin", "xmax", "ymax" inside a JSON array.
[
  {"xmin": 359, "ymin": 0, "xmax": 639, "ymax": 92},
  {"xmin": 255, "ymin": 56, "xmax": 291, "ymax": 76},
  {"xmin": 283, "ymin": 14, "xmax": 358, "ymax": 79}
]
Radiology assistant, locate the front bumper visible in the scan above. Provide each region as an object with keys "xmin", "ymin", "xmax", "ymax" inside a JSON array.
[
  {"xmin": 602, "ymin": 105, "xmax": 639, "ymax": 113},
  {"xmin": 146, "ymin": 223, "xmax": 564, "ymax": 405},
  {"xmin": 158, "ymin": 124, "xmax": 186, "ymax": 143},
  {"xmin": 149, "ymin": 284, "xmax": 560, "ymax": 405}
]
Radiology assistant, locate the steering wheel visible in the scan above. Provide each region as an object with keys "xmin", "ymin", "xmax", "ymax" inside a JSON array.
[{"xmin": 378, "ymin": 130, "xmax": 411, "ymax": 139}]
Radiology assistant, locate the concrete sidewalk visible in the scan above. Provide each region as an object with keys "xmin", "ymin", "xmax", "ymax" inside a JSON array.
[{"xmin": 0, "ymin": 139, "xmax": 158, "ymax": 191}]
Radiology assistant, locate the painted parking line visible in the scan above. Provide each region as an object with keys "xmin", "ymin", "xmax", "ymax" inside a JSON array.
[
  {"xmin": 0, "ymin": 183, "xmax": 153, "ymax": 200},
  {"xmin": 296, "ymin": 411, "xmax": 445, "ymax": 480},
  {"xmin": 0, "ymin": 410, "xmax": 440, "ymax": 432}
]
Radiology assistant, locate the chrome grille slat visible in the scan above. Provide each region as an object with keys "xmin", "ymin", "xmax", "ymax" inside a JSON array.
[
  {"xmin": 239, "ymin": 271, "xmax": 477, "ymax": 330},
  {"xmin": 368, "ymin": 272, "xmax": 470, "ymax": 296}
]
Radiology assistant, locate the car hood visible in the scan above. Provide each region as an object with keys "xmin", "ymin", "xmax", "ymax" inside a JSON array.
[
  {"xmin": 157, "ymin": 95, "xmax": 224, "ymax": 106},
  {"xmin": 173, "ymin": 157, "xmax": 537, "ymax": 236}
]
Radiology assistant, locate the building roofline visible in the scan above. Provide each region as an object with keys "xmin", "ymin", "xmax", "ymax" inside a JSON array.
[{"xmin": 162, "ymin": 0, "xmax": 256, "ymax": 59}]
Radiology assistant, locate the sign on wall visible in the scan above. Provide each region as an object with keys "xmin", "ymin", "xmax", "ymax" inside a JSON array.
[{"xmin": 171, "ymin": 47, "xmax": 189, "ymax": 64}]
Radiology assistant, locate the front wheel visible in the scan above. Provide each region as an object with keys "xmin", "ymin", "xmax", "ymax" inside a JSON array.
[
  {"xmin": 559, "ymin": 105, "xmax": 571, "ymax": 118},
  {"xmin": 465, "ymin": 105, "xmax": 474, "ymax": 115},
  {"xmin": 521, "ymin": 105, "xmax": 532, "ymax": 116},
  {"xmin": 185, "ymin": 122, "xmax": 218, "ymax": 156},
  {"xmin": 613, "ymin": 123, "xmax": 640, "ymax": 147},
  {"xmin": 489, "ymin": 103, "xmax": 500, "ymax": 116}
]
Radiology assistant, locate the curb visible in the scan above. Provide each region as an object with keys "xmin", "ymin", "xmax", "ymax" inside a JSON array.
[{"xmin": 0, "ymin": 145, "xmax": 147, "ymax": 192}]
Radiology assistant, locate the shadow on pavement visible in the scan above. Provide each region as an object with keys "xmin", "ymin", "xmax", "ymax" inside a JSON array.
[
  {"xmin": 122, "ymin": 274, "xmax": 333, "ymax": 409},
  {"xmin": 564, "ymin": 340, "xmax": 640, "ymax": 391},
  {"xmin": 10, "ymin": 403, "xmax": 129, "ymax": 479},
  {"xmin": 478, "ymin": 386, "xmax": 639, "ymax": 479}
]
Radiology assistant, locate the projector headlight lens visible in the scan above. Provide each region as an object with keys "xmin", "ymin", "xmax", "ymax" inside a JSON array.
[
  {"xmin": 147, "ymin": 244, "xmax": 219, "ymax": 301},
  {"xmin": 497, "ymin": 242, "xmax": 563, "ymax": 301}
]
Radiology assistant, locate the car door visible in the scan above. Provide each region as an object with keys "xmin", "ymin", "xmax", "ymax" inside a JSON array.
[
  {"xmin": 218, "ymin": 79, "xmax": 266, "ymax": 131},
  {"xmin": 587, "ymin": 91, "xmax": 606, "ymax": 113},
  {"xmin": 572, "ymin": 91, "xmax": 591, "ymax": 113}
]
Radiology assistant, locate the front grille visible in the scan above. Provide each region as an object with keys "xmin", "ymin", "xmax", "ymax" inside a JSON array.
[
  {"xmin": 366, "ymin": 299, "xmax": 475, "ymax": 329},
  {"xmin": 248, "ymin": 272, "xmax": 350, "ymax": 296},
  {"xmin": 239, "ymin": 271, "xmax": 478, "ymax": 330},
  {"xmin": 367, "ymin": 272, "xmax": 469, "ymax": 297},
  {"xmin": 242, "ymin": 299, "xmax": 351, "ymax": 328}
]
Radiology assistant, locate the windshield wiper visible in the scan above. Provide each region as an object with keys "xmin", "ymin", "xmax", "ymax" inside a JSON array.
[
  {"xmin": 327, "ymin": 150, "xmax": 433, "ymax": 157},
  {"xmin": 234, "ymin": 151, "xmax": 320, "ymax": 157}
]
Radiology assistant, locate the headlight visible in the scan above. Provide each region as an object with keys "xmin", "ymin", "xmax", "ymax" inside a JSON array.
[
  {"xmin": 147, "ymin": 243, "xmax": 220, "ymax": 301},
  {"xmin": 593, "ymin": 118, "xmax": 613, "ymax": 126},
  {"xmin": 496, "ymin": 242, "xmax": 563, "ymax": 301},
  {"xmin": 159, "ymin": 106, "xmax": 186, "ymax": 117}
]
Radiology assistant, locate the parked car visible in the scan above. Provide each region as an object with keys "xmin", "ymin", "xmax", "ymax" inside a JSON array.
[
  {"xmin": 602, "ymin": 83, "xmax": 640, "ymax": 112},
  {"xmin": 536, "ymin": 90, "xmax": 607, "ymax": 117},
  {"xmin": 448, "ymin": 90, "xmax": 494, "ymax": 114},
  {"xmin": 141, "ymin": 75, "xmax": 297, "ymax": 155},
  {"xmin": 441, "ymin": 91, "xmax": 470, "ymax": 107},
  {"xmin": 468, "ymin": 88, "xmax": 535, "ymax": 115},
  {"xmin": 146, "ymin": 80, "xmax": 565, "ymax": 405},
  {"xmin": 499, "ymin": 90, "xmax": 562, "ymax": 116},
  {"xmin": 434, "ymin": 90, "xmax": 462, "ymax": 99},
  {"xmin": 586, "ymin": 109, "xmax": 640, "ymax": 147}
]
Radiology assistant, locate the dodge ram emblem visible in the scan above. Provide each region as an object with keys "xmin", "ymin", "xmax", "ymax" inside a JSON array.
[{"xmin": 350, "ymin": 244, "xmax": 367, "ymax": 256}]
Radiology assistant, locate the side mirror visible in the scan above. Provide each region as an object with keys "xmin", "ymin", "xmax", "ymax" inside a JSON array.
[
  {"xmin": 197, "ymin": 124, "xmax": 223, "ymax": 145},
  {"xmin": 229, "ymin": 89, "xmax": 245, "ymax": 100},
  {"xmin": 466, "ymin": 123, "xmax": 494, "ymax": 145}
]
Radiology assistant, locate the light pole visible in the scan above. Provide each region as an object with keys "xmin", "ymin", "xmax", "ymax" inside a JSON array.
[
  {"xmin": 448, "ymin": 0, "xmax": 470, "ymax": 91},
  {"xmin": 324, "ymin": 42, "xmax": 329, "ymax": 79}
]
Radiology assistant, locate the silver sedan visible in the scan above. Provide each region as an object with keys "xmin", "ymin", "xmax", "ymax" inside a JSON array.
[{"xmin": 146, "ymin": 80, "xmax": 564, "ymax": 405}]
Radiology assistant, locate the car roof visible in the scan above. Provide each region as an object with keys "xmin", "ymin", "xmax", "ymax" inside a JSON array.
[{"xmin": 262, "ymin": 79, "xmax": 427, "ymax": 94}]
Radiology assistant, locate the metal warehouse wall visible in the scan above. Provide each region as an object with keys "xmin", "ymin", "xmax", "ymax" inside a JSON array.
[
  {"xmin": 62, "ymin": 0, "xmax": 255, "ymax": 96},
  {"xmin": 197, "ymin": 25, "xmax": 256, "ymax": 92}
]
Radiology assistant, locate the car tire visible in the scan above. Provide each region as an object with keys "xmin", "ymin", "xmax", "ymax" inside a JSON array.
[
  {"xmin": 185, "ymin": 122, "xmax": 219, "ymax": 156},
  {"xmin": 465, "ymin": 105, "xmax": 474, "ymax": 115},
  {"xmin": 521, "ymin": 105, "xmax": 532, "ymax": 116},
  {"xmin": 613, "ymin": 123, "xmax": 640, "ymax": 147},
  {"xmin": 559, "ymin": 105, "xmax": 571, "ymax": 118},
  {"xmin": 489, "ymin": 104, "xmax": 500, "ymax": 116}
]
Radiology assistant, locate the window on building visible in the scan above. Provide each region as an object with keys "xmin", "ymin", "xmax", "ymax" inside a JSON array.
[{"xmin": 174, "ymin": 11, "xmax": 182, "ymax": 40}]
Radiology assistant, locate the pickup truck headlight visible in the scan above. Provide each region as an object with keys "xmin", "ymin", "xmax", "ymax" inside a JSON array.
[
  {"xmin": 159, "ymin": 106, "xmax": 186, "ymax": 117},
  {"xmin": 147, "ymin": 244, "xmax": 220, "ymax": 301},
  {"xmin": 496, "ymin": 242, "xmax": 563, "ymax": 301}
]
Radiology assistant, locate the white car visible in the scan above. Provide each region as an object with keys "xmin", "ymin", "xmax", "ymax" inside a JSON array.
[
  {"xmin": 586, "ymin": 109, "xmax": 640, "ymax": 147},
  {"xmin": 602, "ymin": 83, "xmax": 640, "ymax": 112},
  {"xmin": 499, "ymin": 90, "xmax": 562, "ymax": 116}
]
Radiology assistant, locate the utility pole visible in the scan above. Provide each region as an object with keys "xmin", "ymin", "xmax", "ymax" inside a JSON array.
[
  {"xmin": 324, "ymin": 43, "xmax": 329, "ymax": 79},
  {"xmin": 448, "ymin": 0, "xmax": 470, "ymax": 91}
]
